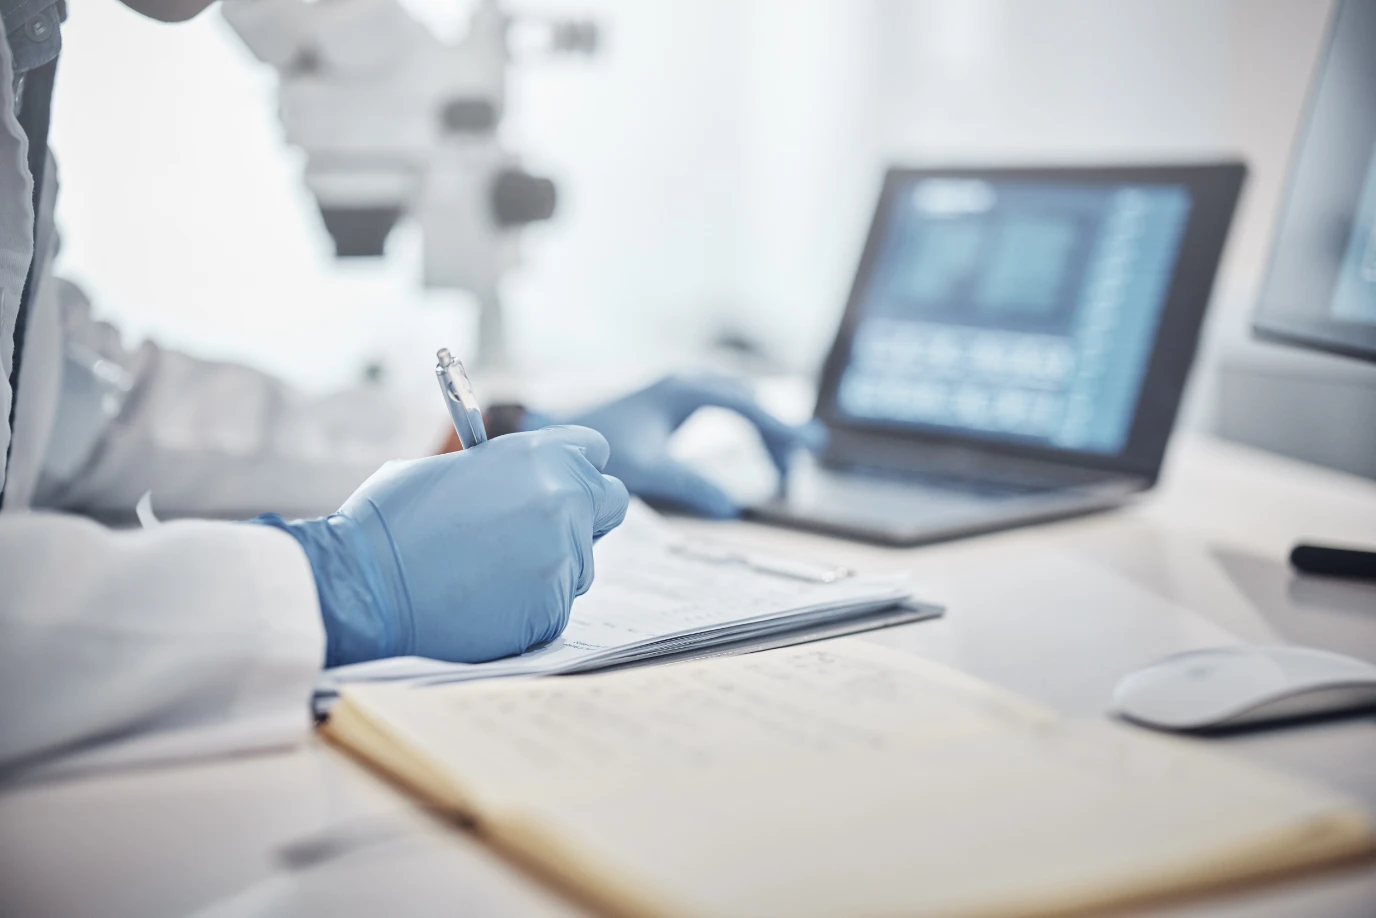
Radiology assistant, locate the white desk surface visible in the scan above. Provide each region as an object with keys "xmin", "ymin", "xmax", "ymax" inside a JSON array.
[{"xmin": 3, "ymin": 435, "xmax": 1375, "ymax": 918}]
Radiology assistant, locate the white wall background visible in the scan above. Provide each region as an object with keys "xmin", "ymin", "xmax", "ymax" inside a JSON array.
[{"xmin": 50, "ymin": 0, "xmax": 1336, "ymax": 417}]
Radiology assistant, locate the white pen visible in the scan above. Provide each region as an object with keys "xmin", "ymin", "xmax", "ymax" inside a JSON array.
[{"xmin": 435, "ymin": 348, "xmax": 488, "ymax": 449}]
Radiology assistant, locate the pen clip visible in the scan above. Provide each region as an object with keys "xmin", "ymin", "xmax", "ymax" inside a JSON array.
[
  {"xmin": 438, "ymin": 369, "xmax": 467, "ymax": 408},
  {"xmin": 436, "ymin": 349, "xmax": 480, "ymax": 413}
]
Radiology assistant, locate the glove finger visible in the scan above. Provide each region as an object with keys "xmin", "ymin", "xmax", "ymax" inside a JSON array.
[
  {"xmin": 549, "ymin": 497, "xmax": 596, "ymax": 637},
  {"xmin": 638, "ymin": 461, "xmax": 740, "ymax": 519},
  {"xmin": 572, "ymin": 513, "xmax": 597, "ymax": 598},
  {"xmin": 537, "ymin": 424, "xmax": 613, "ymax": 471},
  {"xmin": 673, "ymin": 379, "xmax": 820, "ymax": 474},
  {"xmin": 754, "ymin": 417, "xmax": 824, "ymax": 477},
  {"xmin": 534, "ymin": 537, "xmax": 581, "ymax": 647},
  {"xmin": 590, "ymin": 473, "xmax": 630, "ymax": 538},
  {"xmin": 561, "ymin": 442, "xmax": 630, "ymax": 539}
]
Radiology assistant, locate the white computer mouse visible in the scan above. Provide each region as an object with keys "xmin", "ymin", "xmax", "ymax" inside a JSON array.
[{"xmin": 1112, "ymin": 645, "xmax": 1376, "ymax": 731}]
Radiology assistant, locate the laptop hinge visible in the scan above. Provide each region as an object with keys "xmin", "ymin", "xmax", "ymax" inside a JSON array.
[{"xmin": 824, "ymin": 431, "xmax": 1135, "ymax": 489}]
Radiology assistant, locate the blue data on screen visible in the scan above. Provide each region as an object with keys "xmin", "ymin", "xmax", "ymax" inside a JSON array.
[
  {"xmin": 836, "ymin": 178, "xmax": 1192, "ymax": 455},
  {"xmin": 1330, "ymin": 144, "xmax": 1376, "ymax": 328}
]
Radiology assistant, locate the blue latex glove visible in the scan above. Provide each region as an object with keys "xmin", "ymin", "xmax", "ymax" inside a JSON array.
[
  {"xmin": 254, "ymin": 426, "xmax": 629, "ymax": 668},
  {"xmin": 531, "ymin": 374, "xmax": 823, "ymax": 519}
]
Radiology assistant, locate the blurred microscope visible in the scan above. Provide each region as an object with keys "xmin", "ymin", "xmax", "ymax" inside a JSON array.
[{"xmin": 222, "ymin": 0, "xmax": 597, "ymax": 367}]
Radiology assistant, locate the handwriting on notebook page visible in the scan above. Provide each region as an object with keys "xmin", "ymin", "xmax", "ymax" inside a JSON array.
[
  {"xmin": 384, "ymin": 642, "xmax": 1055, "ymax": 798},
  {"xmin": 334, "ymin": 639, "xmax": 1372, "ymax": 918}
]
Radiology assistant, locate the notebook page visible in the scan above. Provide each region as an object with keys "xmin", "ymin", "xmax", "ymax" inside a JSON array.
[{"xmin": 337, "ymin": 640, "xmax": 1372, "ymax": 918}]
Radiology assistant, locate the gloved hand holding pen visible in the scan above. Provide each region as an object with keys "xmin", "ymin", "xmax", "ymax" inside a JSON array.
[{"xmin": 255, "ymin": 426, "xmax": 629, "ymax": 667}]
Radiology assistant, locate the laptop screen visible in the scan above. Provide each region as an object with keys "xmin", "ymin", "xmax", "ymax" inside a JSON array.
[{"xmin": 833, "ymin": 176, "xmax": 1193, "ymax": 455}]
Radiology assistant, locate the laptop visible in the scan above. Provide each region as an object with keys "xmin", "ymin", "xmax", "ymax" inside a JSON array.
[{"xmin": 750, "ymin": 163, "xmax": 1247, "ymax": 545}]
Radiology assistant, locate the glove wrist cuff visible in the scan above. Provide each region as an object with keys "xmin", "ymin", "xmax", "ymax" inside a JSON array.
[
  {"xmin": 250, "ymin": 513, "xmax": 408, "ymax": 667},
  {"xmin": 341, "ymin": 498, "xmax": 417, "ymax": 658}
]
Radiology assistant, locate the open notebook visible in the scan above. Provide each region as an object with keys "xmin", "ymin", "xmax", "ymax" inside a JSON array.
[
  {"xmin": 325, "ymin": 640, "xmax": 1374, "ymax": 918},
  {"xmin": 317, "ymin": 501, "xmax": 931, "ymax": 701}
]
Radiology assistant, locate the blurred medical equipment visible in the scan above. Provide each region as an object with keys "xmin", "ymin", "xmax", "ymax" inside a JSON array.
[
  {"xmin": 254, "ymin": 425, "xmax": 629, "ymax": 667},
  {"xmin": 221, "ymin": 0, "xmax": 597, "ymax": 366}
]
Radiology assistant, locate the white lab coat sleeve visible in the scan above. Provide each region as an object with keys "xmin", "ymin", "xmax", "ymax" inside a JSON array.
[
  {"xmin": 28, "ymin": 278, "xmax": 446, "ymax": 520},
  {"xmin": 0, "ymin": 512, "xmax": 325, "ymax": 781}
]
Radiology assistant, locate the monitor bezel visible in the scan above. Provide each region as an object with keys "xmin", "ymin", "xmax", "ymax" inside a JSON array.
[
  {"xmin": 814, "ymin": 162, "xmax": 1247, "ymax": 482},
  {"xmin": 1253, "ymin": 0, "xmax": 1376, "ymax": 365}
]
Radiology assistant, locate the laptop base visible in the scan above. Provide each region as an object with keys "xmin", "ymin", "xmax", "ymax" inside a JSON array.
[{"xmin": 749, "ymin": 462, "xmax": 1142, "ymax": 547}]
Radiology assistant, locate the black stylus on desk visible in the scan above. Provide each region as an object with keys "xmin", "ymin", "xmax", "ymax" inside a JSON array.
[{"xmin": 1290, "ymin": 544, "xmax": 1376, "ymax": 581}]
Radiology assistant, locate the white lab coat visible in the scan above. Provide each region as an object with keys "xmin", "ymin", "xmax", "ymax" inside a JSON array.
[{"xmin": 0, "ymin": 22, "xmax": 430, "ymax": 779}]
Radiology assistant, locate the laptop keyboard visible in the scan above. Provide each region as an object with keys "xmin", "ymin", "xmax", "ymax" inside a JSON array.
[{"xmin": 844, "ymin": 464, "xmax": 1059, "ymax": 499}]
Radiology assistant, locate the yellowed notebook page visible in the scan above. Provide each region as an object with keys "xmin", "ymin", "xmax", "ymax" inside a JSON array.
[{"xmin": 333, "ymin": 640, "xmax": 1372, "ymax": 918}]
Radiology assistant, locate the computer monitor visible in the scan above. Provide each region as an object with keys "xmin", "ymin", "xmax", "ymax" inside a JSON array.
[
  {"xmin": 831, "ymin": 173, "xmax": 1200, "ymax": 457},
  {"xmin": 1254, "ymin": 0, "xmax": 1376, "ymax": 364},
  {"xmin": 1254, "ymin": 0, "xmax": 1376, "ymax": 580},
  {"xmin": 756, "ymin": 163, "xmax": 1244, "ymax": 546},
  {"xmin": 814, "ymin": 164, "xmax": 1245, "ymax": 483}
]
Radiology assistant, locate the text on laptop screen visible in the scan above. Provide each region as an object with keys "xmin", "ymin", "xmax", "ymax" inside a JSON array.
[{"xmin": 836, "ymin": 177, "xmax": 1192, "ymax": 454}]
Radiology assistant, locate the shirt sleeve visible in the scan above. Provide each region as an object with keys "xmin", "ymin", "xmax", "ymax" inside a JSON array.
[
  {"xmin": 0, "ymin": 512, "xmax": 326, "ymax": 781},
  {"xmin": 30, "ymin": 277, "xmax": 446, "ymax": 520}
]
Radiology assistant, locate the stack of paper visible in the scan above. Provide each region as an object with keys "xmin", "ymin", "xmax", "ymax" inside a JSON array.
[{"xmin": 318, "ymin": 502, "xmax": 927, "ymax": 699}]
